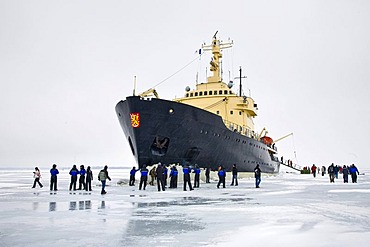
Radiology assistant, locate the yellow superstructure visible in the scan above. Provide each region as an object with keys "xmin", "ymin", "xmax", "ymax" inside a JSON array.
[{"xmin": 174, "ymin": 35, "xmax": 258, "ymax": 139}]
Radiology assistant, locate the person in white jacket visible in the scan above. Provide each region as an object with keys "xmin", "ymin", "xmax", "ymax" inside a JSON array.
[{"xmin": 32, "ymin": 167, "xmax": 43, "ymax": 188}]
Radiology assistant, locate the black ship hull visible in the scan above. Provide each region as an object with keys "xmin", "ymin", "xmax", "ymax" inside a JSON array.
[{"xmin": 115, "ymin": 96, "xmax": 280, "ymax": 173}]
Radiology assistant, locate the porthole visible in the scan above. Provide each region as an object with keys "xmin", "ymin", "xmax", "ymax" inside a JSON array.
[{"xmin": 169, "ymin": 108, "xmax": 174, "ymax": 114}]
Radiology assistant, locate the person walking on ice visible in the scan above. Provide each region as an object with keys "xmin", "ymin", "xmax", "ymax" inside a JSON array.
[
  {"xmin": 254, "ymin": 164, "xmax": 262, "ymax": 188},
  {"xmin": 32, "ymin": 167, "xmax": 43, "ymax": 188},
  {"xmin": 98, "ymin": 165, "xmax": 111, "ymax": 194}
]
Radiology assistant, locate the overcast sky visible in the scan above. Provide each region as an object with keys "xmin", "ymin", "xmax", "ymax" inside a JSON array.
[{"xmin": 1, "ymin": 0, "xmax": 369, "ymax": 169}]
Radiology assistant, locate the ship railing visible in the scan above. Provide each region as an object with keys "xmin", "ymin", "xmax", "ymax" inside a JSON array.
[
  {"xmin": 222, "ymin": 120, "xmax": 279, "ymax": 151},
  {"xmin": 222, "ymin": 119, "xmax": 257, "ymax": 140}
]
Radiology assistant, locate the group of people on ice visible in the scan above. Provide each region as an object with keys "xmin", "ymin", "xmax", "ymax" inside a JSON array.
[
  {"xmin": 309, "ymin": 163, "xmax": 360, "ymax": 183},
  {"xmin": 31, "ymin": 164, "xmax": 111, "ymax": 194},
  {"xmin": 31, "ymin": 161, "xmax": 263, "ymax": 195},
  {"xmin": 128, "ymin": 163, "xmax": 262, "ymax": 191}
]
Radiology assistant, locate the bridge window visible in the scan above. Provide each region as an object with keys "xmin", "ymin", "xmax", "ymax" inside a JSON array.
[
  {"xmin": 190, "ymin": 93, "xmax": 193, "ymax": 97},
  {"xmin": 209, "ymin": 91, "xmax": 212, "ymax": 95},
  {"xmin": 199, "ymin": 92, "xmax": 203, "ymax": 96},
  {"xmin": 224, "ymin": 90, "xmax": 228, "ymax": 94},
  {"xmin": 214, "ymin": 90, "xmax": 217, "ymax": 95},
  {"xmin": 195, "ymin": 92, "xmax": 198, "ymax": 96},
  {"xmin": 219, "ymin": 90, "xmax": 222, "ymax": 94},
  {"xmin": 204, "ymin": 91, "xmax": 208, "ymax": 96},
  {"xmin": 186, "ymin": 93, "xmax": 189, "ymax": 97}
]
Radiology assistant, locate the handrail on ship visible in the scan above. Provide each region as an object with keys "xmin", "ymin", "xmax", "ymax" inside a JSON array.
[
  {"xmin": 222, "ymin": 119, "xmax": 278, "ymax": 152},
  {"xmin": 222, "ymin": 119, "xmax": 255, "ymax": 138}
]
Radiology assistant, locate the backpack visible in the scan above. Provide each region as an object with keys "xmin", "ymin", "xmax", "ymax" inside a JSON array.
[
  {"xmin": 98, "ymin": 170, "xmax": 106, "ymax": 180},
  {"xmin": 328, "ymin": 166, "xmax": 334, "ymax": 173}
]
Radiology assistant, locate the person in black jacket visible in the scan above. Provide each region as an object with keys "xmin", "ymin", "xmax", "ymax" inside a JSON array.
[
  {"xmin": 342, "ymin": 165, "xmax": 349, "ymax": 183},
  {"xmin": 205, "ymin": 167, "xmax": 211, "ymax": 183},
  {"xmin": 254, "ymin": 164, "xmax": 261, "ymax": 188},
  {"xmin": 86, "ymin": 166, "xmax": 93, "ymax": 191},
  {"xmin": 156, "ymin": 163, "xmax": 165, "ymax": 191},
  {"xmin": 98, "ymin": 165, "xmax": 111, "ymax": 194},
  {"xmin": 230, "ymin": 164, "xmax": 238, "ymax": 186},
  {"xmin": 328, "ymin": 163, "xmax": 335, "ymax": 183}
]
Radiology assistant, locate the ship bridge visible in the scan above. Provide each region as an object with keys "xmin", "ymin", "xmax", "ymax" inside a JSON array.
[{"xmin": 174, "ymin": 35, "xmax": 258, "ymax": 139}]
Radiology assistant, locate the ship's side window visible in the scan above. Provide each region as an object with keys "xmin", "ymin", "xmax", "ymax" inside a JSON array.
[
  {"xmin": 204, "ymin": 91, "xmax": 208, "ymax": 96},
  {"xmin": 190, "ymin": 93, "xmax": 193, "ymax": 97},
  {"xmin": 224, "ymin": 90, "xmax": 228, "ymax": 94},
  {"xmin": 195, "ymin": 92, "xmax": 198, "ymax": 96},
  {"xmin": 216, "ymin": 111, "xmax": 219, "ymax": 114},
  {"xmin": 199, "ymin": 92, "xmax": 203, "ymax": 96},
  {"xmin": 239, "ymin": 111, "xmax": 242, "ymax": 115},
  {"xmin": 219, "ymin": 90, "xmax": 222, "ymax": 95},
  {"xmin": 209, "ymin": 91, "xmax": 212, "ymax": 95},
  {"xmin": 229, "ymin": 90, "xmax": 232, "ymax": 94},
  {"xmin": 230, "ymin": 110, "xmax": 233, "ymax": 115},
  {"xmin": 214, "ymin": 90, "xmax": 217, "ymax": 95}
]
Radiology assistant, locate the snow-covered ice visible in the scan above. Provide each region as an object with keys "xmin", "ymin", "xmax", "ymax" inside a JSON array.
[{"xmin": 0, "ymin": 167, "xmax": 369, "ymax": 247}]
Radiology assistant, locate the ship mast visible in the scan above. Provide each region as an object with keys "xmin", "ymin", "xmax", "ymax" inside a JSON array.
[{"xmin": 202, "ymin": 31, "xmax": 233, "ymax": 83}]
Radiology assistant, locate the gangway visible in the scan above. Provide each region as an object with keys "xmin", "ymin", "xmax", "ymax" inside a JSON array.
[{"xmin": 280, "ymin": 159, "xmax": 303, "ymax": 172}]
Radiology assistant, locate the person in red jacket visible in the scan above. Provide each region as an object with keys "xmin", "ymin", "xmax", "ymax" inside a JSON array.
[{"xmin": 311, "ymin": 164, "xmax": 317, "ymax": 178}]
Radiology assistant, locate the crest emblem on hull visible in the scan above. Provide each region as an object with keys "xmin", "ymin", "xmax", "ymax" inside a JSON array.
[{"xmin": 130, "ymin": 112, "xmax": 140, "ymax": 128}]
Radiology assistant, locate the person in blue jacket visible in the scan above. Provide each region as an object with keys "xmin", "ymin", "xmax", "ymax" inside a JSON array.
[
  {"xmin": 139, "ymin": 165, "xmax": 149, "ymax": 190},
  {"xmin": 169, "ymin": 165, "xmax": 178, "ymax": 188},
  {"xmin": 69, "ymin": 165, "xmax": 79, "ymax": 191},
  {"xmin": 193, "ymin": 165, "xmax": 201, "ymax": 188},
  {"xmin": 163, "ymin": 165, "xmax": 168, "ymax": 187},
  {"xmin": 349, "ymin": 164, "xmax": 360, "ymax": 183},
  {"xmin": 129, "ymin": 166, "xmax": 140, "ymax": 186},
  {"xmin": 50, "ymin": 164, "xmax": 59, "ymax": 191},
  {"xmin": 217, "ymin": 165, "xmax": 226, "ymax": 188},
  {"xmin": 78, "ymin": 165, "xmax": 86, "ymax": 190},
  {"xmin": 183, "ymin": 164, "xmax": 193, "ymax": 191},
  {"xmin": 86, "ymin": 166, "xmax": 93, "ymax": 191}
]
